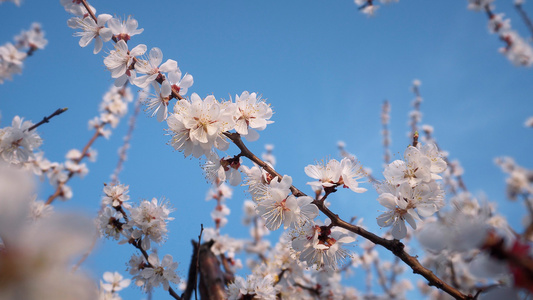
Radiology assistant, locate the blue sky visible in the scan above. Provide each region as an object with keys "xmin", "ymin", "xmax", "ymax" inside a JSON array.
[{"xmin": 1, "ymin": 0, "xmax": 533, "ymax": 298}]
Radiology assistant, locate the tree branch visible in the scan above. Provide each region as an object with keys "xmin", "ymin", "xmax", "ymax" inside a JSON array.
[
  {"xmin": 26, "ymin": 108, "xmax": 68, "ymax": 132},
  {"xmin": 224, "ymin": 131, "xmax": 473, "ymax": 300}
]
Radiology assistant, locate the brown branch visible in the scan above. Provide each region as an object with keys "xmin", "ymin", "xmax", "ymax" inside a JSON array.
[
  {"xmin": 194, "ymin": 224, "xmax": 204, "ymax": 300},
  {"xmin": 224, "ymin": 131, "xmax": 473, "ymax": 300},
  {"xmin": 111, "ymin": 94, "xmax": 142, "ymax": 184},
  {"xmin": 26, "ymin": 108, "xmax": 68, "ymax": 132},
  {"xmin": 131, "ymin": 239, "xmax": 182, "ymax": 300},
  {"xmin": 80, "ymin": 0, "xmax": 97, "ymax": 23},
  {"xmin": 45, "ymin": 128, "xmax": 101, "ymax": 205},
  {"xmin": 515, "ymin": 3, "xmax": 533, "ymax": 39}
]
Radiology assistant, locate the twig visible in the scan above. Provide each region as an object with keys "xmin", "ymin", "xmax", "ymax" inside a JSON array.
[
  {"xmin": 515, "ymin": 3, "xmax": 533, "ymax": 39},
  {"xmin": 224, "ymin": 131, "xmax": 473, "ymax": 300},
  {"xmin": 26, "ymin": 108, "xmax": 68, "ymax": 132},
  {"xmin": 111, "ymin": 94, "xmax": 142, "ymax": 184},
  {"xmin": 80, "ymin": 0, "xmax": 97, "ymax": 23},
  {"xmin": 131, "ymin": 239, "xmax": 181, "ymax": 300},
  {"xmin": 194, "ymin": 224, "xmax": 204, "ymax": 300},
  {"xmin": 45, "ymin": 128, "xmax": 101, "ymax": 205}
]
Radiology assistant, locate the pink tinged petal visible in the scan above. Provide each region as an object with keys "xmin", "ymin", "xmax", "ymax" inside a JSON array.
[
  {"xmin": 141, "ymin": 268, "xmax": 155, "ymax": 279},
  {"xmin": 67, "ymin": 17, "xmax": 79, "ymax": 29},
  {"xmin": 377, "ymin": 193, "xmax": 397, "ymax": 210},
  {"xmin": 392, "ymin": 221, "xmax": 407, "ymax": 240},
  {"xmin": 234, "ymin": 119, "xmax": 249, "ymax": 135},
  {"xmin": 244, "ymin": 128, "xmax": 259, "ymax": 142},
  {"xmin": 148, "ymin": 47, "xmax": 163, "ymax": 67},
  {"xmin": 79, "ymin": 33, "xmax": 94, "ymax": 48},
  {"xmin": 161, "ymin": 81, "xmax": 172, "ymax": 96},
  {"xmin": 93, "ymin": 37, "xmax": 103, "ymax": 54},
  {"xmin": 115, "ymin": 39, "xmax": 128, "ymax": 52},
  {"xmin": 190, "ymin": 93, "xmax": 201, "ymax": 103},
  {"xmin": 191, "ymin": 127, "xmax": 208, "ymax": 143},
  {"xmin": 114, "ymin": 73, "xmax": 129, "ymax": 87},
  {"xmin": 97, "ymin": 13, "xmax": 113, "ymax": 25},
  {"xmin": 103, "ymin": 272, "xmax": 114, "ymax": 282},
  {"xmin": 161, "ymin": 254, "xmax": 173, "ymax": 267},
  {"xmin": 107, "ymin": 18, "xmax": 121, "ymax": 32},
  {"xmin": 159, "ymin": 59, "xmax": 177, "ymax": 73},
  {"xmin": 249, "ymin": 118, "xmax": 267, "ymax": 129},
  {"xmin": 168, "ymin": 70, "xmax": 180, "ymax": 83},
  {"xmin": 180, "ymin": 74, "xmax": 193, "ymax": 89},
  {"xmin": 280, "ymin": 175, "xmax": 293, "ymax": 187},
  {"xmin": 349, "ymin": 186, "xmax": 367, "ymax": 193},
  {"xmin": 304, "ymin": 165, "xmax": 323, "ymax": 180},
  {"xmin": 156, "ymin": 103, "xmax": 168, "ymax": 122},
  {"xmin": 99, "ymin": 28, "xmax": 113, "ymax": 42},
  {"xmin": 377, "ymin": 212, "xmax": 394, "ymax": 227},
  {"xmin": 126, "ymin": 18, "xmax": 141, "ymax": 33},
  {"xmin": 130, "ymin": 44, "xmax": 147, "ymax": 56},
  {"xmin": 291, "ymin": 238, "xmax": 308, "ymax": 251},
  {"xmin": 336, "ymin": 234, "xmax": 356, "ymax": 244},
  {"xmin": 228, "ymin": 170, "xmax": 241, "ymax": 186},
  {"xmin": 314, "ymin": 243, "xmax": 329, "ymax": 250},
  {"xmin": 205, "ymin": 124, "xmax": 218, "ymax": 136},
  {"xmin": 416, "ymin": 204, "xmax": 437, "ymax": 217},
  {"xmin": 111, "ymin": 64, "xmax": 127, "ymax": 79},
  {"xmin": 217, "ymin": 166, "xmax": 226, "ymax": 182},
  {"xmin": 403, "ymin": 213, "xmax": 417, "ymax": 229}
]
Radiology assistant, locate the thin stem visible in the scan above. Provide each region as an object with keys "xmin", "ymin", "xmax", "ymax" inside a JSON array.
[
  {"xmin": 194, "ymin": 224, "xmax": 204, "ymax": 300},
  {"xmin": 111, "ymin": 94, "xmax": 142, "ymax": 184},
  {"xmin": 80, "ymin": 0, "xmax": 97, "ymax": 23},
  {"xmin": 131, "ymin": 240, "xmax": 181, "ymax": 300},
  {"xmin": 26, "ymin": 108, "xmax": 68, "ymax": 132},
  {"xmin": 45, "ymin": 128, "xmax": 101, "ymax": 205},
  {"xmin": 224, "ymin": 131, "xmax": 473, "ymax": 300},
  {"xmin": 515, "ymin": 3, "xmax": 533, "ymax": 38}
]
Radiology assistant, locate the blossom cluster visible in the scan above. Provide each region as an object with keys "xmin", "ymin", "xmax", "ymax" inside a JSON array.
[
  {"xmin": 0, "ymin": 116, "xmax": 42, "ymax": 164},
  {"xmin": 354, "ymin": 0, "xmax": 399, "ymax": 16},
  {"xmin": 168, "ymin": 91, "xmax": 273, "ymax": 159},
  {"xmin": 376, "ymin": 142, "xmax": 446, "ymax": 239},
  {"xmin": 96, "ymin": 183, "xmax": 179, "ymax": 292},
  {"xmin": 0, "ymin": 23, "xmax": 47, "ymax": 84},
  {"xmin": 467, "ymin": 0, "xmax": 533, "ymax": 66}
]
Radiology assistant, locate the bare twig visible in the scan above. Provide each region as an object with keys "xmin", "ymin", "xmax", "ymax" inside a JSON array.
[
  {"xmin": 515, "ymin": 3, "xmax": 533, "ymax": 39},
  {"xmin": 111, "ymin": 95, "xmax": 142, "ymax": 184},
  {"xmin": 26, "ymin": 108, "xmax": 68, "ymax": 132},
  {"xmin": 194, "ymin": 224, "xmax": 204, "ymax": 300},
  {"xmin": 131, "ymin": 239, "xmax": 182, "ymax": 300},
  {"xmin": 45, "ymin": 128, "xmax": 101, "ymax": 205}
]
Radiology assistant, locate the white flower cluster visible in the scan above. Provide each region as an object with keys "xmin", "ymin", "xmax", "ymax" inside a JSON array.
[
  {"xmin": 96, "ymin": 182, "xmax": 179, "ymax": 293},
  {"xmin": 98, "ymin": 271, "xmax": 130, "ymax": 300},
  {"xmin": 169, "ymin": 91, "xmax": 273, "ymax": 159},
  {"xmin": 89, "ymin": 86, "xmax": 134, "ymax": 138},
  {"xmin": 292, "ymin": 219, "xmax": 357, "ymax": 271},
  {"xmin": 97, "ymin": 183, "xmax": 174, "ymax": 251},
  {"xmin": 0, "ymin": 164, "xmax": 98, "ymax": 300},
  {"xmin": 495, "ymin": 156, "xmax": 533, "ymax": 201},
  {"xmin": 305, "ymin": 157, "xmax": 367, "ymax": 193},
  {"xmin": 0, "ymin": 23, "xmax": 47, "ymax": 84},
  {"xmin": 128, "ymin": 253, "xmax": 180, "ymax": 292},
  {"xmin": 467, "ymin": 0, "xmax": 533, "ymax": 66},
  {"xmin": 227, "ymin": 274, "xmax": 278, "ymax": 300},
  {"xmin": 0, "ymin": 116, "xmax": 42, "ymax": 164},
  {"xmin": 376, "ymin": 143, "xmax": 446, "ymax": 239}
]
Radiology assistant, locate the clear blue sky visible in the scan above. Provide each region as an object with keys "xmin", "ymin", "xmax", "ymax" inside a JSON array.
[{"xmin": 1, "ymin": 0, "xmax": 532, "ymax": 298}]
